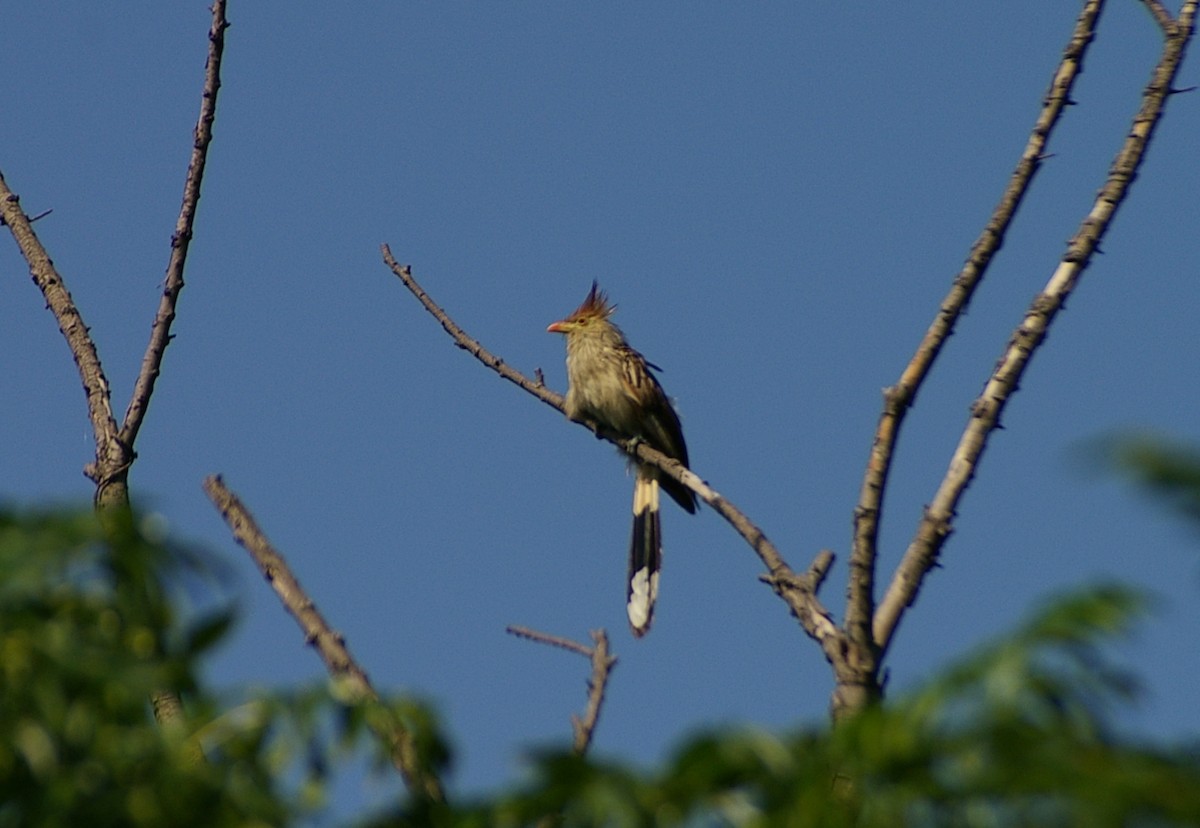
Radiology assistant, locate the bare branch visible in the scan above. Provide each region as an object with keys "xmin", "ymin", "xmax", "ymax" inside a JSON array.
[
  {"xmin": 0, "ymin": 170, "xmax": 124, "ymax": 499},
  {"xmin": 574, "ymin": 630, "xmax": 615, "ymax": 755},
  {"xmin": 203, "ymin": 474, "xmax": 445, "ymax": 802},
  {"xmin": 507, "ymin": 626, "xmax": 617, "ymax": 755},
  {"xmin": 382, "ymin": 245, "xmax": 563, "ymax": 413},
  {"xmin": 873, "ymin": 0, "xmax": 1198, "ymax": 657},
  {"xmin": 507, "ymin": 624, "xmax": 594, "ymax": 658},
  {"xmin": 848, "ymin": 0, "xmax": 1105, "ymax": 664},
  {"xmin": 121, "ymin": 0, "xmax": 229, "ymax": 448}
]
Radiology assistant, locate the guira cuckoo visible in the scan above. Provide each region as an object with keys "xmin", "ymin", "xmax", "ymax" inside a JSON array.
[{"xmin": 547, "ymin": 283, "xmax": 696, "ymax": 636}]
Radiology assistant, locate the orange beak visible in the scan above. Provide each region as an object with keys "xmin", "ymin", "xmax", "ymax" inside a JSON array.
[{"xmin": 546, "ymin": 321, "xmax": 568, "ymax": 333}]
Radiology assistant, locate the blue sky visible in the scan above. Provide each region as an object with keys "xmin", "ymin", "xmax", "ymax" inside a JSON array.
[{"xmin": 3, "ymin": 2, "xmax": 1199, "ymax": 818}]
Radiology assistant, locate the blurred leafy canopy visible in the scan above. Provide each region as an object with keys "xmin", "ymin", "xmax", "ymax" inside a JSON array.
[
  {"xmin": 5, "ymin": 457, "xmax": 1200, "ymax": 827},
  {"xmin": 0, "ymin": 506, "xmax": 442, "ymax": 827}
]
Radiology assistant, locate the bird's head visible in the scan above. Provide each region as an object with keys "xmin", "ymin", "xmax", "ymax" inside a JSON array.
[{"xmin": 546, "ymin": 281, "xmax": 616, "ymax": 335}]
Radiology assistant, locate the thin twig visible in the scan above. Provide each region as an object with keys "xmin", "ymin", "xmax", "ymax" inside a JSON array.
[
  {"xmin": 506, "ymin": 626, "xmax": 617, "ymax": 755},
  {"xmin": 384, "ymin": 249, "xmax": 847, "ymax": 666},
  {"xmin": 873, "ymin": 0, "xmax": 1198, "ymax": 657},
  {"xmin": 121, "ymin": 0, "xmax": 228, "ymax": 450},
  {"xmin": 381, "ymin": 245, "xmax": 564, "ymax": 413},
  {"xmin": 507, "ymin": 625, "xmax": 594, "ymax": 658},
  {"xmin": 847, "ymin": 0, "xmax": 1106, "ymax": 668},
  {"xmin": 203, "ymin": 475, "xmax": 445, "ymax": 802}
]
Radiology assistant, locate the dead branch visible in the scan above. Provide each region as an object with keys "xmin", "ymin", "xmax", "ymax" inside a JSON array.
[
  {"xmin": 203, "ymin": 474, "xmax": 445, "ymax": 802},
  {"xmin": 0, "ymin": 0, "xmax": 229, "ymax": 511},
  {"xmin": 507, "ymin": 626, "xmax": 617, "ymax": 755},
  {"xmin": 121, "ymin": 0, "xmax": 229, "ymax": 453},
  {"xmin": 0, "ymin": 172, "xmax": 124, "ymax": 499}
]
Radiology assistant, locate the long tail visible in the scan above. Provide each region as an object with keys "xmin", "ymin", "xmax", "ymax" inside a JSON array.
[{"xmin": 627, "ymin": 470, "xmax": 662, "ymax": 637}]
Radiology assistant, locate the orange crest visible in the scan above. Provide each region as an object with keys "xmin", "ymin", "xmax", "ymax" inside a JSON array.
[{"xmin": 566, "ymin": 281, "xmax": 616, "ymax": 322}]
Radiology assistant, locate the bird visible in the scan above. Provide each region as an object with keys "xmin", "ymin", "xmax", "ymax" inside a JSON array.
[{"xmin": 547, "ymin": 282, "xmax": 696, "ymax": 637}]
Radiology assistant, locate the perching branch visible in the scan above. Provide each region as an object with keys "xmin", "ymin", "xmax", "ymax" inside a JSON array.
[
  {"xmin": 120, "ymin": 0, "xmax": 229, "ymax": 453},
  {"xmin": 381, "ymin": 246, "xmax": 564, "ymax": 413},
  {"xmin": 382, "ymin": 247, "xmax": 849, "ymax": 672},
  {"xmin": 847, "ymin": 0, "xmax": 1105, "ymax": 675},
  {"xmin": 506, "ymin": 626, "xmax": 617, "ymax": 755},
  {"xmin": 872, "ymin": 0, "xmax": 1198, "ymax": 659},
  {"xmin": 203, "ymin": 475, "xmax": 445, "ymax": 802}
]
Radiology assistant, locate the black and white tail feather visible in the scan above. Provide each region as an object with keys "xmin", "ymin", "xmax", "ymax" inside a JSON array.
[{"xmin": 627, "ymin": 471, "xmax": 663, "ymax": 636}]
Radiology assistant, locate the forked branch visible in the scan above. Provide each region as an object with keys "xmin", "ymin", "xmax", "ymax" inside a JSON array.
[
  {"xmin": 0, "ymin": 0, "xmax": 229, "ymax": 509},
  {"xmin": 847, "ymin": 0, "xmax": 1105, "ymax": 666},
  {"xmin": 872, "ymin": 0, "xmax": 1198, "ymax": 658},
  {"xmin": 506, "ymin": 625, "xmax": 617, "ymax": 755}
]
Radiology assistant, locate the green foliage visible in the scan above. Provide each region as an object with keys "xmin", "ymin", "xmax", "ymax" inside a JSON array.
[{"xmin": 0, "ymin": 506, "xmax": 435, "ymax": 827}]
